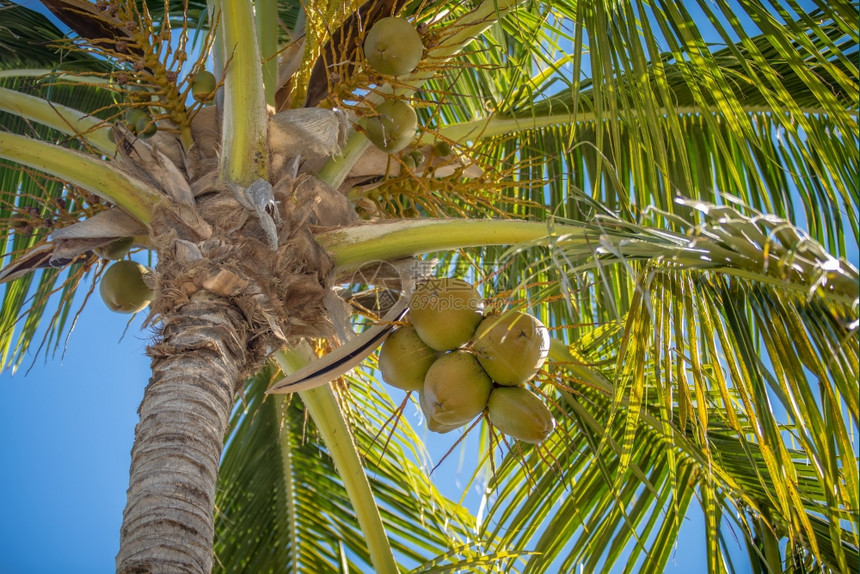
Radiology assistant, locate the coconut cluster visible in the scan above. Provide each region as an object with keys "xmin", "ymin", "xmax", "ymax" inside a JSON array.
[{"xmin": 378, "ymin": 278, "xmax": 556, "ymax": 444}]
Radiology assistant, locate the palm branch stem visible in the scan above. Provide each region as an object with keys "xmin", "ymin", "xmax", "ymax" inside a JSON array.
[
  {"xmin": 255, "ymin": 0, "xmax": 278, "ymax": 106},
  {"xmin": 319, "ymin": 219, "xmax": 858, "ymax": 306},
  {"xmin": 0, "ymin": 132, "xmax": 159, "ymax": 225},
  {"xmin": 0, "ymin": 87, "xmax": 114, "ymax": 154},
  {"xmin": 216, "ymin": 0, "xmax": 268, "ymax": 184},
  {"xmin": 275, "ymin": 346, "xmax": 398, "ymax": 574}
]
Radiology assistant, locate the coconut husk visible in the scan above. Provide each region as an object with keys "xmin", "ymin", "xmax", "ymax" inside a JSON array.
[
  {"xmin": 270, "ymin": 108, "xmax": 349, "ymax": 158},
  {"xmin": 281, "ymin": 174, "xmax": 359, "ymax": 229},
  {"xmin": 51, "ymin": 208, "xmax": 146, "ymax": 240}
]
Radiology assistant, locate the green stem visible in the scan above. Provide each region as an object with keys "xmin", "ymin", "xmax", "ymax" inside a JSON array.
[
  {"xmin": 426, "ymin": 105, "xmax": 859, "ymax": 145},
  {"xmin": 318, "ymin": 218, "xmax": 859, "ymax": 306},
  {"xmin": 217, "ymin": 0, "xmax": 268, "ymax": 184},
  {"xmin": 317, "ymin": 218, "xmax": 577, "ymax": 270},
  {"xmin": 255, "ymin": 0, "xmax": 279, "ymax": 107},
  {"xmin": 274, "ymin": 346, "xmax": 398, "ymax": 574},
  {"xmin": 0, "ymin": 88, "xmax": 115, "ymax": 155},
  {"xmin": 316, "ymin": 131, "xmax": 371, "ymax": 190},
  {"xmin": 0, "ymin": 132, "xmax": 160, "ymax": 225}
]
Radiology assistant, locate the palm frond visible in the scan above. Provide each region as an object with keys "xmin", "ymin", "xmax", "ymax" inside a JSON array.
[
  {"xmin": 395, "ymin": 197, "xmax": 856, "ymax": 571},
  {"xmin": 0, "ymin": 71, "xmax": 131, "ymax": 371},
  {"xmin": 422, "ymin": 1, "xmax": 858, "ymax": 258},
  {"xmin": 474, "ymin": 273, "xmax": 857, "ymax": 572},
  {"xmin": 0, "ymin": 0, "xmax": 114, "ymax": 71}
]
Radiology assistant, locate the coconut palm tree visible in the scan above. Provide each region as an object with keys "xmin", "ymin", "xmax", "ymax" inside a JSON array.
[{"xmin": 0, "ymin": 0, "xmax": 857, "ymax": 572}]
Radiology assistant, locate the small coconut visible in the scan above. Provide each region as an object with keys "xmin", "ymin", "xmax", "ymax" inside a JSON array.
[
  {"xmin": 192, "ymin": 70, "xmax": 217, "ymax": 102},
  {"xmin": 99, "ymin": 260, "xmax": 153, "ymax": 313},
  {"xmin": 126, "ymin": 108, "xmax": 156, "ymax": 138},
  {"xmin": 364, "ymin": 17, "xmax": 424, "ymax": 77},
  {"xmin": 378, "ymin": 325, "xmax": 438, "ymax": 391},
  {"xmin": 402, "ymin": 149, "xmax": 424, "ymax": 169},
  {"xmin": 362, "ymin": 99, "xmax": 417, "ymax": 154},
  {"xmin": 409, "ymin": 278, "xmax": 483, "ymax": 351},
  {"xmin": 95, "ymin": 237, "xmax": 134, "ymax": 260},
  {"xmin": 487, "ymin": 386, "xmax": 555, "ymax": 444},
  {"xmin": 472, "ymin": 311, "xmax": 549, "ymax": 386},
  {"xmin": 423, "ymin": 351, "xmax": 492, "ymax": 426},
  {"xmin": 434, "ymin": 140, "xmax": 452, "ymax": 156}
]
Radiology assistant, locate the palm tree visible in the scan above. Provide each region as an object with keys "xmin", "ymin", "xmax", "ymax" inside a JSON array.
[{"xmin": 1, "ymin": 0, "xmax": 857, "ymax": 572}]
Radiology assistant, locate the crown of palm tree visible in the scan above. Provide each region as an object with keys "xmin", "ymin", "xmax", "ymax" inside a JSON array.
[{"xmin": 0, "ymin": 0, "xmax": 856, "ymax": 572}]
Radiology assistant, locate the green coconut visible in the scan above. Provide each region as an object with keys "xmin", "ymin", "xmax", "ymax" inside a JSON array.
[
  {"xmin": 472, "ymin": 311, "xmax": 549, "ymax": 386},
  {"xmin": 434, "ymin": 141, "xmax": 452, "ymax": 156},
  {"xmin": 126, "ymin": 108, "xmax": 156, "ymax": 138},
  {"xmin": 378, "ymin": 325, "xmax": 438, "ymax": 391},
  {"xmin": 362, "ymin": 99, "xmax": 418, "ymax": 154},
  {"xmin": 364, "ymin": 17, "xmax": 424, "ymax": 77},
  {"xmin": 409, "ymin": 278, "xmax": 484, "ymax": 351},
  {"xmin": 192, "ymin": 70, "xmax": 217, "ymax": 102},
  {"xmin": 423, "ymin": 350, "xmax": 492, "ymax": 426},
  {"xmin": 95, "ymin": 237, "xmax": 134, "ymax": 260},
  {"xmin": 99, "ymin": 260, "xmax": 153, "ymax": 314},
  {"xmin": 487, "ymin": 386, "xmax": 555, "ymax": 444}
]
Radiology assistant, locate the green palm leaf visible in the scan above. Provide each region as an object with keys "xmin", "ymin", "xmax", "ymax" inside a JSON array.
[
  {"xmin": 0, "ymin": 3, "xmax": 125, "ymax": 371},
  {"xmin": 425, "ymin": 2, "xmax": 857, "ymax": 256}
]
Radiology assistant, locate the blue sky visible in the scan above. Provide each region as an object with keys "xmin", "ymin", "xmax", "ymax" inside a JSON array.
[{"xmin": 0, "ymin": 299, "xmax": 150, "ymax": 573}]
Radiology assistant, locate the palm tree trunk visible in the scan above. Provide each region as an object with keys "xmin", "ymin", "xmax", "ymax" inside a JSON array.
[{"xmin": 116, "ymin": 292, "xmax": 248, "ymax": 574}]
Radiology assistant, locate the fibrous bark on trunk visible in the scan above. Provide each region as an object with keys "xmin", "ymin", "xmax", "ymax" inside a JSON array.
[{"xmin": 117, "ymin": 293, "xmax": 247, "ymax": 574}]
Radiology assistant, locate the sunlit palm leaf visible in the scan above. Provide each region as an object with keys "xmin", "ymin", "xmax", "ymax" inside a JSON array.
[{"xmin": 426, "ymin": 2, "xmax": 858, "ymax": 257}]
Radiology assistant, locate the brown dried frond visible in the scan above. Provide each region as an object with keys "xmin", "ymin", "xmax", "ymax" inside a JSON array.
[{"xmin": 41, "ymin": 0, "xmax": 140, "ymax": 56}]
